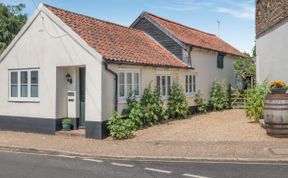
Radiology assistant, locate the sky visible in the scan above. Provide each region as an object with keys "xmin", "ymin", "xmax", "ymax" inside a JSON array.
[{"xmin": 2, "ymin": 0, "xmax": 256, "ymax": 53}]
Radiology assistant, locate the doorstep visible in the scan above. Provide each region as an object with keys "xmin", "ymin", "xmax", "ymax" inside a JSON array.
[{"xmin": 56, "ymin": 129, "xmax": 85, "ymax": 137}]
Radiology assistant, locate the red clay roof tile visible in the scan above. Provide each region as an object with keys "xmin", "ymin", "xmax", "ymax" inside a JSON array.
[
  {"xmin": 145, "ymin": 12, "xmax": 245, "ymax": 57},
  {"xmin": 44, "ymin": 4, "xmax": 188, "ymax": 68}
]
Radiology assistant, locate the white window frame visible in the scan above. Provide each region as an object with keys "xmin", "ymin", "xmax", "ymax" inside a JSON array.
[
  {"xmin": 118, "ymin": 70, "xmax": 140, "ymax": 102},
  {"xmin": 185, "ymin": 74, "xmax": 196, "ymax": 96},
  {"xmin": 156, "ymin": 74, "xmax": 171, "ymax": 99},
  {"xmin": 8, "ymin": 68, "xmax": 40, "ymax": 102}
]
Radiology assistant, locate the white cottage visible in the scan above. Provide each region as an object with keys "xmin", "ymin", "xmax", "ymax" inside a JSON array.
[{"xmin": 0, "ymin": 4, "xmax": 244, "ymax": 139}]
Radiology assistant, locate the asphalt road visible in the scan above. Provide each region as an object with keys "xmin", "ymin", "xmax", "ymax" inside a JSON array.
[{"xmin": 0, "ymin": 151, "xmax": 288, "ymax": 178}]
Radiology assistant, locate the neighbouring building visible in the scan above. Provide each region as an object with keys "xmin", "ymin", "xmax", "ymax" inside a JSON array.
[
  {"xmin": 0, "ymin": 4, "xmax": 244, "ymax": 139},
  {"xmin": 256, "ymin": 0, "xmax": 288, "ymax": 83}
]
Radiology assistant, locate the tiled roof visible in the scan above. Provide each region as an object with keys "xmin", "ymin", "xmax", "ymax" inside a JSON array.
[
  {"xmin": 145, "ymin": 12, "xmax": 245, "ymax": 57},
  {"xmin": 44, "ymin": 4, "xmax": 188, "ymax": 68}
]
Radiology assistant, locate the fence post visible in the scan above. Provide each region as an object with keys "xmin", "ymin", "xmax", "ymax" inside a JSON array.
[{"xmin": 227, "ymin": 83, "xmax": 232, "ymax": 109}]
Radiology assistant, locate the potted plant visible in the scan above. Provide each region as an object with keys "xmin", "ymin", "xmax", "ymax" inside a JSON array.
[
  {"xmin": 62, "ymin": 117, "xmax": 72, "ymax": 131},
  {"xmin": 270, "ymin": 80, "xmax": 288, "ymax": 94}
]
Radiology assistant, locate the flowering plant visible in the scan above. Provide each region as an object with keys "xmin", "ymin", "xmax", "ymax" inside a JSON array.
[{"xmin": 271, "ymin": 80, "xmax": 286, "ymax": 88}]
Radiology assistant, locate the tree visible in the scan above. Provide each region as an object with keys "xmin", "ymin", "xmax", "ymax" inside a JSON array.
[
  {"xmin": 233, "ymin": 47, "xmax": 256, "ymax": 89},
  {"xmin": 0, "ymin": 3, "xmax": 27, "ymax": 54}
]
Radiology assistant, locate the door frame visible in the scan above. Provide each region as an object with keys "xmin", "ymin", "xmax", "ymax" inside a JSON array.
[{"xmin": 79, "ymin": 67, "xmax": 86, "ymax": 128}]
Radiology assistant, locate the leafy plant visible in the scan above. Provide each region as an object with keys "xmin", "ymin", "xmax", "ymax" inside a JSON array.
[
  {"xmin": 107, "ymin": 113, "xmax": 134, "ymax": 140},
  {"xmin": 211, "ymin": 81, "xmax": 228, "ymax": 111},
  {"xmin": 167, "ymin": 83, "xmax": 189, "ymax": 119},
  {"xmin": 123, "ymin": 93, "xmax": 144, "ymax": 130},
  {"xmin": 62, "ymin": 117, "xmax": 71, "ymax": 125},
  {"xmin": 140, "ymin": 86, "xmax": 164, "ymax": 126},
  {"xmin": 245, "ymin": 80, "xmax": 270, "ymax": 121},
  {"xmin": 195, "ymin": 90, "xmax": 207, "ymax": 113}
]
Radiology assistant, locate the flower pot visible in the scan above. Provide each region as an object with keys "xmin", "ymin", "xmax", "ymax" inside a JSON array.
[
  {"xmin": 62, "ymin": 123, "xmax": 71, "ymax": 131},
  {"xmin": 271, "ymin": 88, "xmax": 287, "ymax": 94}
]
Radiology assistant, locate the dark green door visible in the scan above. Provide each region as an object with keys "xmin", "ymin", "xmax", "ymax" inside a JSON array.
[{"xmin": 79, "ymin": 68, "xmax": 86, "ymax": 127}]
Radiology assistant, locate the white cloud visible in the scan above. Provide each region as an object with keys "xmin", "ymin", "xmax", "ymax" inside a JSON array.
[
  {"xmin": 162, "ymin": 0, "xmax": 255, "ymax": 20},
  {"xmin": 162, "ymin": 0, "xmax": 215, "ymax": 11},
  {"xmin": 216, "ymin": 0, "xmax": 255, "ymax": 20}
]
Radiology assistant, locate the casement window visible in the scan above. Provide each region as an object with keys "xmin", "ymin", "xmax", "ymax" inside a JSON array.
[
  {"xmin": 9, "ymin": 69, "xmax": 39, "ymax": 102},
  {"xmin": 217, "ymin": 53, "xmax": 224, "ymax": 69},
  {"xmin": 185, "ymin": 75, "xmax": 196, "ymax": 95},
  {"xmin": 156, "ymin": 75, "xmax": 171, "ymax": 97},
  {"xmin": 118, "ymin": 71, "xmax": 140, "ymax": 99}
]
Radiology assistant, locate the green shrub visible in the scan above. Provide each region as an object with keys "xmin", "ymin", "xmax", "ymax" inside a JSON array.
[
  {"xmin": 122, "ymin": 93, "xmax": 144, "ymax": 130},
  {"xmin": 195, "ymin": 90, "xmax": 207, "ymax": 113},
  {"xmin": 140, "ymin": 86, "xmax": 164, "ymax": 126},
  {"xmin": 245, "ymin": 80, "xmax": 270, "ymax": 121},
  {"xmin": 62, "ymin": 117, "xmax": 71, "ymax": 125},
  {"xmin": 211, "ymin": 81, "xmax": 228, "ymax": 110},
  {"xmin": 167, "ymin": 83, "xmax": 189, "ymax": 119},
  {"xmin": 107, "ymin": 113, "xmax": 134, "ymax": 140}
]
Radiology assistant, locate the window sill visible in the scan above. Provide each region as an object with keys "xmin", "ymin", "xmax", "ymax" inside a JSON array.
[
  {"xmin": 186, "ymin": 93, "xmax": 196, "ymax": 97},
  {"xmin": 118, "ymin": 96, "xmax": 140, "ymax": 104},
  {"xmin": 8, "ymin": 98, "xmax": 40, "ymax": 103}
]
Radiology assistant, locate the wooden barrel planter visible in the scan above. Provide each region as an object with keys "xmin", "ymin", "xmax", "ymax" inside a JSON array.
[{"xmin": 264, "ymin": 94, "xmax": 288, "ymax": 137}]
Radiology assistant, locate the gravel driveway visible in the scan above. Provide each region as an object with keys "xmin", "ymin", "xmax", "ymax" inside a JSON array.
[{"xmin": 131, "ymin": 109, "xmax": 280, "ymax": 142}]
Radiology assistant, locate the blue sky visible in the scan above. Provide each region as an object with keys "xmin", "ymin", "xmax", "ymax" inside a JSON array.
[{"xmin": 3, "ymin": 0, "xmax": 255, "ymax": 53}]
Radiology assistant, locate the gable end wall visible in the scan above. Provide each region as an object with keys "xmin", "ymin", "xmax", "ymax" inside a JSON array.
[{"xmin": 133, "ymin": 18, "xmax": 184, "ymax": 61}]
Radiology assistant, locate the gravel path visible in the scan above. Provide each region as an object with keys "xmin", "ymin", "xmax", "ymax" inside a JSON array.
[
  {"xmin": 131, "ymin": 109, "xmax": 281, "ymax": 142},
  {"xmin": 0, "ymin": 109, "xmax": 287, "ymax": 160}
]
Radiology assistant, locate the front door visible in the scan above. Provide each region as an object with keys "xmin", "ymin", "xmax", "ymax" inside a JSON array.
[{"xmin": 79, "ymin": 68, "xmax": 86, "ymax": 127}]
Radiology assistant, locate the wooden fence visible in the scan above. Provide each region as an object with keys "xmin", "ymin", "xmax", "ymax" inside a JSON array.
[{"xmin": 227, "ymin": 85, "xmax": 248, "ymax": 109}]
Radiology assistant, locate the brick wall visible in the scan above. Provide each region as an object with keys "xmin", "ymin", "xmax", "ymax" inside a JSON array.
[{"xmin": 256, "ymin": 0, "xmax": 288, "ymax": 37}]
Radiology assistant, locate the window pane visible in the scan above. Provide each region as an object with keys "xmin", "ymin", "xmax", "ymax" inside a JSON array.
[
  {"xmin": 167, "ymin": 76, "xmax": 171, "ymax": 94},
  {"xmin": 31, "ymin": 85, "xmax": 38, "ymax": 97},
  {"xmin": 162, "ymin": 76, "xmax": 166, "ymax": 96},
  {"xmin": 217, "ymin": 54, "xmax": 224, "ymax": 69},
  {"xmin": 119, "ymin": 84, "xmax": 125, "ymax": 97},
  {"xmin": 185, "ymin": 75, "xmax": 188, "ymax": 93},
  {"xmin": 21, "ymin": 71, "xmax": 28, "ymax": 84},
  {"xmin": 127, "ymin": 73, "xmax": 132, "ymax": 95},
  {"xmin": 11, "ymin": 72, "xmax": 18, "ymax": 84},
  {"xmin": 31, "ymin": 71, "xmax": 38, "ymax": 84},
  {"xmin": 189, "ymin": 75, "xmax": 192, "ymax": 93},
  {"xmin": 119, "ymin": 73, "xmax": 124, "ymax": 85},
  {"xmin": 134, "ymin": 73, "xmax": 139, "ymax": 95},
  {"xmin": 193, "ymin": 75, "xmax": 196, "ymax": 92},
  {"xmin": 119, "ymin": 73, "xmax": 125, "ymax": 97},
  {"xmin": 11, "ymin": 85, "xmax": 18, "ymax": 97},
  {"xmin": 127, "ymin": 73, "xmax": 132, "ymax": 85},
  {"xmin": 20, "ymin": 71, "xmax": 28, "ymax": 97},
  {"xmin": 156, "ymin": 76, "xmax": 161, "ymax": 88},
  {"xmin": 21, "ymin": 85, "xmax": 28, "ymax": 97}
]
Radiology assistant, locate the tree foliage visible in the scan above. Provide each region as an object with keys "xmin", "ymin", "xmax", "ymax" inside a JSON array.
[
  {"xmin": 0, "ymin": 3, "xmax": 27, "ymax": 54},
  {"xmin": 233, "ymin": 47, "xmax": 256, "ymax": 89}
]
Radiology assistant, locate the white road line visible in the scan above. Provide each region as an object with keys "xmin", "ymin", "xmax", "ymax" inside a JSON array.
[
  {"xmin": 82, "ymin": 158, "xmax": 103, "ymax": 163},
  {"xmin": 111, "ymin": 162, "xmax": 134, "ymax": 168},
  {"xmin": 57, "ymin": 155, "xmax": 76, "ymax": 159},
  {"xmin": 183, "ymin": 173, "xmax": 211, "ymax": 178},
  {"xmin": 144, "ymin": 167, "xmax": 172, "ymax": 174}
]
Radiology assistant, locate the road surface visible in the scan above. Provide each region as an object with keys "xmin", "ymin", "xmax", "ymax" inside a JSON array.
[{"xmin": 0, "ymin": 150, "xmax": 287, "ymax": 178}]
